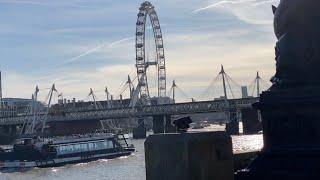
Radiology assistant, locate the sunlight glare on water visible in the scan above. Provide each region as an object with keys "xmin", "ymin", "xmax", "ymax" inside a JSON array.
[{"xmin": 0, "ymin": 129, "xmax": 263, "ymax": 180}]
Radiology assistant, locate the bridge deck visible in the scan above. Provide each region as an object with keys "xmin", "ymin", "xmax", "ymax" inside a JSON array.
[{"xmin": 0, "ymin": 98, "xmax": 258, "ymax": 125}]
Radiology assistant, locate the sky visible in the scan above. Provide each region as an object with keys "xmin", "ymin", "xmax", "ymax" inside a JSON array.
[{"xmin": 0, "ymin": 0, "xmax": 279, "ymax": 103}]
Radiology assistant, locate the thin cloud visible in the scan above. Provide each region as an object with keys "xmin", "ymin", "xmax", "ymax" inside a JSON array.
[
  {"xmin": 0, "ymin": 0, "xmax": 90, "ymax": 8},
  {"xmin": 251, "ymin": 0, "xmax": 278, "ymax": 7},
  {"xmin": 193, "ymin": 0, "xmax": 257, "ymax": 13},
  {"xmin": 63, "ymin": 36, "xmax": 134, "ymax": 64}
]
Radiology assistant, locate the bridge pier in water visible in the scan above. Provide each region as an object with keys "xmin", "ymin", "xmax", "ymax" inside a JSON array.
[
  {"xmin": 0, "ymin": 125, "xmax": 18, "ymax": 144},
  {"xmin": 241, "ymin": 108, "xmax": 262, "ymax": 134},
  {"xmin": 3, "ymin": 125, "xmax": 17, "ymax": 135},
  {"xmin": 133, "ymin": 117, "xmax": 146, "ymax": 139},
  {"xmin": 225, "ymin": 110, "xmax": 239, "ymax": 135},
  {"xmin": 152, "ymin": 115, "xmax": 175, "ymax": 134},
  {"xmin": 48, "ymin": 120, "xmax": 101, "ymax": 136}
]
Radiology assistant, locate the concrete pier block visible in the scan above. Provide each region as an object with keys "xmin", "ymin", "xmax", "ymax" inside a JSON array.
[{"xmin": 145, "ymin": 131, "xmax": 234, "ymax": 180}]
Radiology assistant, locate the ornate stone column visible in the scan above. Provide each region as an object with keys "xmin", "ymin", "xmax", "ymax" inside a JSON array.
[{"xmin": 236, "ymin": 0, "xmax": 320, "ymax": 179}]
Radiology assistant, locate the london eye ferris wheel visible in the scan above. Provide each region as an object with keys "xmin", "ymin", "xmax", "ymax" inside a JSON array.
[{"xmin": 135, "ymin": 1, "xmax": 167, "ymax": 101}]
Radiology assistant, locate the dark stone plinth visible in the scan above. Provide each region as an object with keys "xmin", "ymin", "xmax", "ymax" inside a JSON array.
[
  {"xmin": 145, "ymin": 131, "xmax": 234, "ymax": 180},
  {"xmin": 236, "ymin": 88, "xmax": 320, "ymax": 179},
  {"xmin": 241, "ymin": 108, "xmax": 262, "ymax": 135},
  {"xmin": 133, "ymin": 118, "xmax": 146, "ymax": 139},
  {"xmin": 257, "ymin": 88, "xmax": 320, "ymax": 151},
  {"xmin": 237, "ymin": 151, "xmax": 320, "ymax": 180}
]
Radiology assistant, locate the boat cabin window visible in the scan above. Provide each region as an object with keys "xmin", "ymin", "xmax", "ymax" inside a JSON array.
[
  {"xmin": 117, "ymin": 134, "xmax": 131, "ymax": 147},
  {"xmin": 17, "ymin": 138, "xmax": 33, "ymax": 145},
  {"xmin": 56, "ymin": 140, "xmax": 114, "ymax": 155}
]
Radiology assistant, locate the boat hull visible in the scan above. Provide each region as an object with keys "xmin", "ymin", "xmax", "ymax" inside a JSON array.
[{"xmin": 0, "ymin": 149, "xmax": 134, "ymax": 170}]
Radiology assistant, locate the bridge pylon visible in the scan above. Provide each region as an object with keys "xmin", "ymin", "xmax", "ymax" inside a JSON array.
[{"xmin": 219, "ymin": 65, "xmax": 228, "ymax": 100}]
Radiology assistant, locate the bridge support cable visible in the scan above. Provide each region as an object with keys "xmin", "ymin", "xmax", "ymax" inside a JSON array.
[
  {"xmin": 225, "ymin": 76, "xmax": 235, "ymax": 99},
  {"xmin": 30, "ymin": 86, "xmax": 40, "ymax": 134},
  {"xmin": 225, "ymin": 73, "xmax": 242, "ymax": 99},
  {"xmin": 219, "ymin": 66, "xmax": 243, "ymax": 99},
  {"xmin": 175, "ymin": 85, "xmax": 193, "ymax": 102},
  {"xmin": 105, "ymin": 87, "xmax": 113, "ymax": 108},
  {"xmin": 201, "ymin": 65, "xmax": 237, "ymax": 101},
  {"xmin": 20, "ymin": 84, "xmax": 59, "ymax": 135},
  {"xmin": 199, "ymin": 74, "xmax": 221, "ymax": 101},
  {"xmin": 88, "ymin": 88, "xmax": 104, "ymax": 109},
  {"xmin": 165, "ymin": 80, "xmax": 193, "ymax": 103},
  {"xmin": 248, "ymin": 71, "xmax": 271, "ymax": 97},
  {"xmin": 251, "ymin": 80, "xmax": 257, "ymax": 97},
  {"xmin": 247, "ymin": 77, "xmax": 257, "ymax": 97},
  {"xmin": 41, "ymin": 84, "xmax": 58, "ymax": 133},
  {"xmin": 88, "ymin": 88, "xmax": 119, "ymax": 131},
  {"xmin": 167, "ymin": 80, "xmax": 177, "ymax": 103},
  {"xmin": 114, "ymin": 74, "xmax": 138, "ymax": 101},
  {"xmin": 258, "ymin": 76, "xmax": 272, "ymax": 92},
  {"xmin": 21, "ymin": 86, "xmax": 40, "ymax": 135}
]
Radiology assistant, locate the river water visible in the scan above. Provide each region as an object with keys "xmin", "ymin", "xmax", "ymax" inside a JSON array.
[{"xmin": 0, "ymin": 127, "xmax": 263, "ymax": 180}]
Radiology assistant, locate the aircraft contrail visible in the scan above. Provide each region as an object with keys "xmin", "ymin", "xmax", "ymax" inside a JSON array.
[
  {"xmin": 63, "ymin": 36, "xmax": 135, "ymax": 64},
  {"xmin": 0, "ymin": 0, "xmax": 89, "ymax": 8},
  {"xmin": 0, "ymin": 0, "xmax": 46, "ymax": 6},
  {"xmin": 192, "ymin": 0, "xmax": 257, "ymax": 13},
  {"xmin": 251, "ymin": 0, "xmax": 278, "ymax": 7}
]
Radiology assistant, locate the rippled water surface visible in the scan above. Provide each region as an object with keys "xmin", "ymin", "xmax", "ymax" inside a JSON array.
[{"xmin": 0, "ymin": 129, "xmax": 263, "ymax": 180}]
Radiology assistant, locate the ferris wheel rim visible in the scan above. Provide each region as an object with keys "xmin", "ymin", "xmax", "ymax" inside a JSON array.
[{"xmin": 135, "ymin": 1, "xmax": 167, "ymax": 100}]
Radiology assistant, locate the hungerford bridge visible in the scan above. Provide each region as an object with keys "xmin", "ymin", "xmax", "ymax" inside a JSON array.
[{"xmin": 0, "ymin": 2, "xmax": 266, "ymax": 138}]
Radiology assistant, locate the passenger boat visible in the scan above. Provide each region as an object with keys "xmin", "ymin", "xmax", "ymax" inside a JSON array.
[
  {"xmin": 0, "ymin": 85, "xmax": 135, "ymax": 170},
  {"xmin": 0, "ymin": 133, "xmax": 134, "ymax": 169}
]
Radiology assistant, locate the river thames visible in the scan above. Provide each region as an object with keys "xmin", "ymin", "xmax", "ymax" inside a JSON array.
[{"xmin": 0, "ymin": 127, "xmax": 262, "ymax": 180}]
